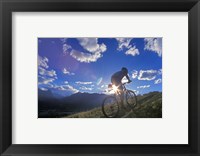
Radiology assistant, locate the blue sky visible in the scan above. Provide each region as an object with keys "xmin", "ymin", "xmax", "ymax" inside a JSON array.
[{"xmin": 38, "ymin": 38, "xmax": 162, "ymax": 97}]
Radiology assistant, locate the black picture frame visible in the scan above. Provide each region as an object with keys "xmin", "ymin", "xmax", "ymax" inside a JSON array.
[{"xmin": 0, "ymin": 0, "xmax": 200, "ymax": 155}]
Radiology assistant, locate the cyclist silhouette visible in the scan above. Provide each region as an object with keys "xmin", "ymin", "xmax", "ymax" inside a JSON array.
[{"xmin": 111, "ymin": 67, "xmax": 132, "ymax": 102}]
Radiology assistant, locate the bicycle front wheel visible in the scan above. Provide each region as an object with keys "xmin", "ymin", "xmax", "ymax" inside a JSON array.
[
  {"xmin": 126, "ymin": 90, "xmax": 137, "ymax": 109},
  {"xmin": 102, "ymin": 96, "xmax": 119, "ymax": 118}
]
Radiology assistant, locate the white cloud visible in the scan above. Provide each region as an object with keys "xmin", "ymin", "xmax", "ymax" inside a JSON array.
[
  {"xmin": 154, "ymin": 78, "xmax": 162, "ymax": 84},
  {"xmin": 38, "ymin": 56, "xmax": 49, "ymax": 69},
  {"xmin": 63, "ymin": 44, "xmax": 72, "ymax": 54},
  {"xmin": 101, "ymin": 85, "xmax": 105, "ymax": 88},
  {"xmin": 116, "ymin": 38, "xmax": 140, "ymax": 57},
  {"xmin": 38, "ymin": 56, "xmax": 57, "ymax": 87},
  {"xmin": 133, "ymin": 90, "xmax": 139, "ymax": 95},
  {"xmin": 60, "ymin": 38, "xmax": 67, "ymax": 43},
  {"xmin": 67, "ymin": 85, "xmax": 79, "ymax": 93},
  {"xmin": 138, "ymin": 70, "xmax": 158, "ymax": 81},
  {"xmin": 80, "ymin": 86, "xmax": 93, "ymax": 91},
  {"xmin": 38, "ymin": 76, "xmax": 55, "ymax": 85},
  {"xmin": 55, "ymin": 86, "xmax": 66, "ymax": 91},
  {"xmin": 40, "ymin": 87, "xmax": 48, "ymax": 91},
  {"xmin": 60, "ymin": 38, "xmax": 107, "ymax": 63},
  {"xmin": 78, "ymin": 38, "xmax": 106, "ymax": 53},
  {"xmin": 60, "ymin": 38, "xmax": 72, "ymax": 55},
  {"xmin": 76, "ymin": 81, "xmax": 92, "ymax": 85},
  {"xmin": 98, "ymin": 84, "xmax": 108, "ymax": 93},
  {"xmin": 158, "ymin": 69, "xmax": 162, "ymax": 75},
  {"xmin": 70, "ymin": 38, "xmax": 107, "ymax": 63},
  {"xmin": 137, "ymin": 85, "xmax": 150, "ymax": 89},
  {"xmin": 43, "ymin": 78, "xmax": 55, "ymax": 84},
  {"xmin": 46, "ymin": 83, "xmax": 54, "ymax": 88},
  {"xmin": 62, "ymin": 68, "xmax": 75, "ymax": 75},
  {"xmin": 121, "ymin": 76, "xmax": 129, "ymax": 83},
  {"xmin": 116, "ymin": 38, "xmax": 132, "ymax": 51},
  {"xmin": 132, "ymin": 70, "xmax": 138, "ymax": 79},
  {"xmin": 39, "ymin": 67, "xmax": 57, "ymax": 77},
  {"xmin": 38, "ymin": 56, "xmax": 57, "ymax": 77},
  {"xmin": 55, "ymin": 84, "xmax": 79, "ymax": 93},
  {"xmin": 125, "ymin": 46, "xmax": 139, "ymax": 56},
  {"xmin": 144, "ymin": 38, "xmax": 162, "ymax": 56},
  {"xmin": 70, "ymin": 50, "xmax": 102, "ymax": 63},
  {"xmin": 38, "ymin": 56, "xmax": 78, "ymax": 95},
  {"xmin": 62, "ymin": 68, "xmax": 69, "ymax": 74}
]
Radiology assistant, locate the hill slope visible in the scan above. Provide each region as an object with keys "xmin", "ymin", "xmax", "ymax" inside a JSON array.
[{"xmin": 65, "ymin": 91, "xmax": 162, "ymax": 118}]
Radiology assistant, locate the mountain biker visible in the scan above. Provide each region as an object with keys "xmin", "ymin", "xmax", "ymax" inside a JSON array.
[{"xmin": 111, "ymin": 67, "xmax": 132, "ymax": 102}]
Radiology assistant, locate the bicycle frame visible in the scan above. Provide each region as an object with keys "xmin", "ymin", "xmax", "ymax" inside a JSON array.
[
  {"xmin": 109, "ymin": 83, "xmax": 129, "ymax": 103},
  {"xmin": 102, "ymin": 82, "xmax": 137, "ymax": 118},
  {"xmin": 114, "ymin": 83, "xmax": 128, "ymax": 94}
]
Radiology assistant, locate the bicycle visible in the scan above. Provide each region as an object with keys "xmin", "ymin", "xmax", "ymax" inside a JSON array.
[{"xmin": 102, "ymin": 82, "xmax": 137, "ymax": 118}]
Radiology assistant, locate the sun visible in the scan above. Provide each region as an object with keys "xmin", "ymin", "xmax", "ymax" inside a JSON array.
[{"xmin": 112, "ymin": 85, "xmax": 119, "ymax": 92}]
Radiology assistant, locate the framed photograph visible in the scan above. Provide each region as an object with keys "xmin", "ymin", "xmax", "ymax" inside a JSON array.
[
  {"xmin": 0, "ymin": 0, "xmax": 200, "ymax": 155},
  {"xmin": 38, "ymin": 37, "xmax": 162, "ymax": 118}
]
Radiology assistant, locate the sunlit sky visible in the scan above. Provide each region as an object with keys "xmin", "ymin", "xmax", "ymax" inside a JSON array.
[{"xmin": 38, "ymin": 38, "xmax": 162, "ymax": 97}]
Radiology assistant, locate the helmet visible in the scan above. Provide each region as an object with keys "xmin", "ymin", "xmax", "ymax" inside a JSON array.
[{"xmin": 121, "ymin": 67, "xmax": 128, "ymax": 74}]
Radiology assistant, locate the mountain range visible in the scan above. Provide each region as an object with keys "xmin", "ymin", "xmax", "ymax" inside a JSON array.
[{"xmin": 38, "ymin": 89, "xmax": 107, "ymax": 118}]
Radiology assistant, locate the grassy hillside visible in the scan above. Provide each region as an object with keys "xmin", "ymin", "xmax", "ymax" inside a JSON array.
[{"xmin": 64, "ymin": 91, "xmax": 162, "ymax": 118}]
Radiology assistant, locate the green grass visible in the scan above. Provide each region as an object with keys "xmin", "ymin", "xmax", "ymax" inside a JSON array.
[
  {"xmin": 63, "ymin": 92, "xmax": 162, "ymax": 118},
  {"xmin": 64, "ymin": 107, "xmax": 104, "ymax": 118},
  {"xmin": 127, "ymin": 92, "xmax": 162, "ymax": 118}
]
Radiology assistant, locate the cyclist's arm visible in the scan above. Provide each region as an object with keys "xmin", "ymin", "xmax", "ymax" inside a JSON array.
[{"xmin": 126, "ymin": 74, "xmax": 131, "ymax": 82}]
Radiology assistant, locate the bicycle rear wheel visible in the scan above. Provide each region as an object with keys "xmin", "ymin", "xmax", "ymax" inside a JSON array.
[
  {"xmin": 102, "ymin": 96, "xmax": 119, "ymax": 118},
  {"xmin": 126, "ymin": 90, "xmax": 137, "ymax": 109}
]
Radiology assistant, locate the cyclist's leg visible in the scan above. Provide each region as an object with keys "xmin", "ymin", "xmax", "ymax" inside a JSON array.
[
  {"xmin": 111, "ymin": 78, "xmax": 123, "ymax": 102},
  {"xmin": 118, "ymin": 85, "xmax": 124, "ymax": 104},
  {"xmin": 114, "ymin": 80, "xmax": 123, "ymax": 104}
]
